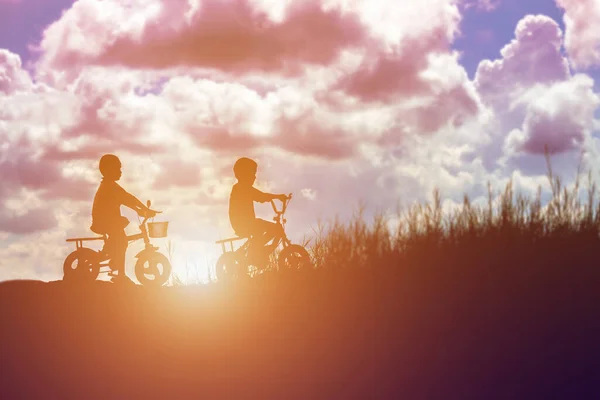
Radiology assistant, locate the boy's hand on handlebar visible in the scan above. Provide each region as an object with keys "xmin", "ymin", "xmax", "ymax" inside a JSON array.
[{"xmin": 137, "ymin": 208, "xmax": 158, "ymax": 218}]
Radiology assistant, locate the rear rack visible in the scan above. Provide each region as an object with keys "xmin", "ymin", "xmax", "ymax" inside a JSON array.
[
  {"xmin": 66, "ymin": 236, "xmax": 106, "ymax": 242},
  {"xmin": 66, "ymin": 236, "xmax": 106, "ymax": 249},
  {"xmin": 215, "ymin": 236, "xmax": 246, "ymax": 253}
]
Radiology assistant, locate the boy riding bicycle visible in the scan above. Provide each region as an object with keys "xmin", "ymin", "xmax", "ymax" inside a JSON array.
[
  {"xmin": 90, "ymin": 154, "xmax": 156, "ymax": 284},
  {"xmin": 229, "ymin": 157, "xmax": 288, "ymax": 266}
]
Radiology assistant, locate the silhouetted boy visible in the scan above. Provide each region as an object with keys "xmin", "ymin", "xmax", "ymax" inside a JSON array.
[
  {"xmin": 90, "ymin": 154, "xmax": 155, "ymax": 284},
  {"xmin": 229, "ymin": 157, "xmax": 287, "ymax": 265}
]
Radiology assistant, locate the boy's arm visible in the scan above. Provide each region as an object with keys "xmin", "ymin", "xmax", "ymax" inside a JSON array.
[
  {"xmin": 116, "ymin": 184, "xmax": 153, "ymax": 216},
  {"xmin": 124, "ymin": 192, "xmax": 149, "ymax": 214},
  {"xmin": 251, "ymin": 187, "xmax": 287, "ymax": 203}
]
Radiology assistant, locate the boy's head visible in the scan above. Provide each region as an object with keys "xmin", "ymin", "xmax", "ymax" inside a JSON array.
[
  {"xmin": 233, "ymin": 157, "xmax": 257, "ymax": 184},
  {"xmin": 99, "ymin": 154, "xmax": 122, "ymax": 181}
]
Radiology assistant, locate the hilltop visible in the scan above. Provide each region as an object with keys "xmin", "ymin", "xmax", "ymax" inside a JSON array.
[{"xmin": 2, "ymin": 261, "xmax": 599, "ymax": 399}]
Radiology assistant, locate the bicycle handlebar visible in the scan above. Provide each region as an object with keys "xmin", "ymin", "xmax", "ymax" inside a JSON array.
[
  {"xmin": 271, "ymin": 193, "xmax": 292, "ymax": 215},
  {"xmin": 140, "ymin": 209, "xmax": 161, "ymax": 225}
]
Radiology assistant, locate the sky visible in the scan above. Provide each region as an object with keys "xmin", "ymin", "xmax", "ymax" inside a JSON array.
[{"xmin": 1, "ymin": 0, "xmax": 600, "ymax": 283}]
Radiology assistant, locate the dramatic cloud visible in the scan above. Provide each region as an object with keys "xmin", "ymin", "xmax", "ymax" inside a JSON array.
[
  {"xmin": 475, "ymin": 15, "xmax": 570, "ymax": 110},
  {"xmin": 337, "ymin": 34, "xmax": 440, "ymax": 102},
  {"xmin": 33, "ymin": 0, "xmax": 474, "ymax": 155},
  {"xmin": 36, "ymin": 0, "xmax": 463, "ymax": 79},
  {"xmin": 37, "ymin": 0, "xmax": 367, "ymax": 76},
  {"xmin": 556, "ymin": 0, "xmax": 600, "ymax": 70},
  {"xmin": 506, "ymin": 74, "xmax": 600, "ymax": 155},
  {"xmin": 469, "ymin": 13, "xmax": 600, "ymax": 175},
  {"xmin": 335, "ymin": 1, "xmax": 461, "ymax": 103}
]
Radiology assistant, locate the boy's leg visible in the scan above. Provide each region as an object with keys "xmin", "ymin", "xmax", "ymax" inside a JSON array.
[
  {"xmin": 249, "ymin": 219, "xmax": 283, "ymax": 259},
  {"xmin": 259, "ymin": 218, "xmax": 284, "ymax": 248},
  {"xmin": 107, "ymin": 229, "xmax": 128, "ymax": 278}
]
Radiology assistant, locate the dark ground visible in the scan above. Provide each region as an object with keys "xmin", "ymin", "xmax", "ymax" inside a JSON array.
[{"xmin": 1, "ymin": 261, "xmax": 600, "ymax": 399}]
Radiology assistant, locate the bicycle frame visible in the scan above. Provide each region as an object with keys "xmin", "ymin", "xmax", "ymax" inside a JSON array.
[
  {"xmin": 270, "ymin": 195, "xmax": 292, "ymax": 249},
  {"xmin": 126, "ymin": 215, "xmax": 155, "ymax": 250},
  {"xmin": 216, "ymin": 194, "xmax": 293, "ymax": 255},
  {"xmin": 66, "ymin": 213, "xmax": 158, "ymax": 271}
]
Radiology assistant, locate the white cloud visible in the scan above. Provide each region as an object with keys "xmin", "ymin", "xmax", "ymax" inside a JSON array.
[
  {"xmin": 556, "ymin": 0, "xmax": 600, "ymax": 70},
  {"xmin": 506, "ymin": 74, "xmax": 599, "ymax": 155}
]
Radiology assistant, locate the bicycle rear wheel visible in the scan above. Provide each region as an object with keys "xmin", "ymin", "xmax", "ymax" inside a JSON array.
[
  {"xmin": 215, "ymin": 252, "xmax": 245, "ymax": 281},
  {"xmin": 63, "ymin": 248, "xmax": 101, "ymax": 282}
]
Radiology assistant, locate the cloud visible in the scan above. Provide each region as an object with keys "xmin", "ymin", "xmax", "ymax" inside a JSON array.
[
  {"xmin": 506, "ymin": 74, "xmax": 600, "ymax": 155},
  {"xmin": 0, "ymin": 51, "xmax": 94, "ymax": 233},
  {"xmin": 37, "ymin": 0, "xmax": 368, "ymax": 77},
  {"xmin": 272, "ymin": 113, "xmax": 361, "ymax": 160},
  {"xmin": 0, "ymin": 160, "xmax": 91, "ymax": 204},
  {"xmin": 36, "ymin": 0, "xmax": 464, "ymax": 81},
  {"xmin": 556, "ymin": 0, "xmax": 600, "ymax": 70},
  {"xmin": 462, "ymin": 0, "xmax": 501, "ymax": 12},
  {"xmin": 32, "ymin": 0, "xmax": 476, "ymax": 156},
  {"xmin": 470, "ymin": 13, "xmax": 599, "ymax": 171},
  {"xmin": 161, "ymin": 76, "xmax": 387, "ymax": 160},
  {"xmin": 475, "ymin": 15, "xmax": 570, "ymax": 111},
  {"xmin": 407, "ymin": 52, "xmax": 482, "ymax": 134},
  {"xmin": 336, "ymin": 39, "xmax": 434, "ymax": 103},
  {"xmin": 0, "ymin": 50, "xmax": 31, "ymax": 94},
  {"xmin": 0, "ymin": 207, "xmax": 57, "ymax": 235},
  {"xmin": 333, "ymin": 1, "xmax": 461, "ymax": 103},
  {"xmin": 42, "ymin": 140, "xmax": 163, "ymax": 163},
  {"xmin": 152, "ymin": 159, "xmax": 203, "ymax": 189}
]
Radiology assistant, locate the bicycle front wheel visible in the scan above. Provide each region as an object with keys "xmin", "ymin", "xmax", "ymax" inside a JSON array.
[
  {"xmin": 277, "ymin": 244, "xmax": 312, "ymax": 272},
  {"xmin": 134, "ymin": 252, "xmax": 172, "ymax": 287}
]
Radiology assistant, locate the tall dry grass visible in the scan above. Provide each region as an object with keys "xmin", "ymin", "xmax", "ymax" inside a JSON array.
[{"xmin": 307, "ymin": 152, "xmax": 600, "ymax": 271}]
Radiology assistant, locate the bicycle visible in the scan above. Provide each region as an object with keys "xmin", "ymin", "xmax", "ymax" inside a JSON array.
[
  {"xmin": 62, "ymin": 201, "xmax": 172, "ymax": 286},
  {"xmin": 214, "ymin": 193, "xmax": 311, "ymax": 280}
]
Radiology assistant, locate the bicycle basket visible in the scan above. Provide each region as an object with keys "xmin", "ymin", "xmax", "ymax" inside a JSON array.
[{"xmin": 148, "ymin": 221, "xmax": 169, "ymax": 238}]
